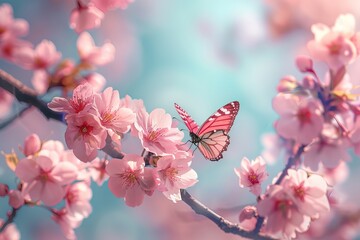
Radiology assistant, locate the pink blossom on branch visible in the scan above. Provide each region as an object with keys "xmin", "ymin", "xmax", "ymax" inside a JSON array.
[
  {"xmin": 65, "ymin": 113, "xmax": 107, "ymax": 162},
  {"xmin": 65, "ymin": 182, "xmax": 92, "ymax": 218},
  {"xmin": 15, "ymin": 150, "xmax": 78, "ymax": 206},
  {"xmin": 273, "ymin": 93, "xmax": 324, "ymax": 144},
  {"xmin": 94, "ymin": 87, "xmax": 135, "ymax": 137},
  {"xmin": 133, "ymin": 108, "xmax": 184, "ymax": 156},
  {"xmin": 156, "ymin": 152, "xmax": 198, "ymax": 202},
  {"xmin": 106, "ymin": 154, "xmax": 159, "ymax": 207},
  {"xmin": 70, "ymin": 3, "xmax": 104, "ymax": 33},
  {"xmin": 13, "ymin": 39, "xmax": 61, "ymax": 70},
  {"xmin": 281, "ymin": 169, "xmax": 330, "ymax": 218},
  {"xmin": 48, "ymin": 83, "xmax": 95, "ymax": 115},
  {"xmin": 307, "ymin": 14, "xmax": 360, "ymax": 71},
  {"xmin": 257, "ymin": 185, "xmax": 311, "ymax": 239},
  {"xmin": 234, "ymin": 156, "xmax": 268, "ymax": 196},
  {"xmin": 0, "ymin": 3, "xmax": 28, "ymax": 40},
  {"xmin": 77, "ymin": 31, "xmax": 115, "ymax": 67}
]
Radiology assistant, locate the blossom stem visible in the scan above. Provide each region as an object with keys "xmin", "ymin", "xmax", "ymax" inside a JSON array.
[
  {"xmin": 0, "ymin": 207, "xmax": 18, "ymax": 233},
  {"xmin": 180, "ymin": 189, "xmax": 273, "ymax": 240}
]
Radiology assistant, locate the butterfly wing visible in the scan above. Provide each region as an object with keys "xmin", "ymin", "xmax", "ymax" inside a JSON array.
[
  {"xmin": 197, "ymin": 101, "xmax": 240, "ymax": 136},
  {"xmin": 174, "ymin": 103, "xmax": 199, "ymax": 133},
  {"xmin": 197, "ymin": 130, "xmax": 230, "ymax": 161},
  {"xmin": 197, "ymin": 101, "xmax": 240, "ymax": 160}
]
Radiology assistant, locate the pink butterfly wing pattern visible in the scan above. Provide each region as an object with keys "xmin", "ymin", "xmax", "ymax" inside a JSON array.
[
  {"xmin": 174, "ymin": 101, "xmax": 240, "ymax": 161},
  {"xmin": 174, "ymin": 103, "xmax": 199, "ymax": 133}
]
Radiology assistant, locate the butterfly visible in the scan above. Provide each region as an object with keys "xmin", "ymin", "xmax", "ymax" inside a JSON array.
[{"xmin": 174, "ymin": 101, "xmax": 240, "ymax": 161}]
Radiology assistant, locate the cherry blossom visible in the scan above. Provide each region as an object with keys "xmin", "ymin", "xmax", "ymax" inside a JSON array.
[
  {"xmin": 13, "ymin": 39, "xmax": 61, "ymax": 70},
  {"xmin": 87, "ymin": 157, "xmax": 109, "ymax": 186},
  {"xmin": 156, "ymin": 153, "xmax": 198, "ymax": 202},
  {"xmin": 281, "ymin": 169, "xmax": 330, "ymax": 218},
  {"xmin": 94, "ymin": 87, "xmax": 135, "ymax": 137},
  {"xmin": 51, "ymin": 208, "xmax": 82, "ymax": 240},
  {"xmin": 15, "ymin": 149, "xmax": 78, "ymax": 206},
  {"xmin": 106, "ymin": 154, "xmax": 158, "ymax": 207},
  {"xmin": 48, "ymin": 83, "xmax": 95, "ymax": 115},
  {"xmin": 80, "ymin": 72, "xmax": 106, "ymax": 92},
  {"xmin": 77, "ymin": 31, "xmax": 115, "ymax": 66},
  {"xmin": 273, "ymin": 93, "xmax": 324, "ymax": 144},
  {"xmin": 0, "ymin": 3, "xmax": 28, "ymax": 40},
  {"xmin": 234, "ymin": 156, "xmax": 268, "ymax": 196},
  {"xmin": 307, "ymin": 14, "xmax": 360, "ymax": 71},
  {"xmin": 70, "ymin": 3, "xmax": 104, "ymax": 33},
  {"xmin": 133, "ymin": 108, "xmax": 184, "ymax": 156},
  {"xmin": 257, "ymin": 185, "xmax": 311, "ymax": 239},
  {"xmin": 65, "ymin": 182, "xmax": 92, "ymax": 218},
  {"xmin": 65, "ymin": 112, "xmax": 107, "ymax": 162}
]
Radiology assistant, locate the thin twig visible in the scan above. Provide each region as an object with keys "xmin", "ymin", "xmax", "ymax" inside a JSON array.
[
  {"xmin": 0, "ymin": 208, "xmax": 18, "ymax": 232},
  {"xmin": 180, "ymin": 189, "xmax": 273, "ymax": 240}
]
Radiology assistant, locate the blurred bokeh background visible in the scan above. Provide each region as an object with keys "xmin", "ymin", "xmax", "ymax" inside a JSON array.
[{"xmin": 1, "ymin": 0, "xmax": 360, "ymax": 239}]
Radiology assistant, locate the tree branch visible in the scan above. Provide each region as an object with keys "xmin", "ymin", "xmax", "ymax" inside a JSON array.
[
  {"xmin": 0, "ymin": 69, "xmax": 64, "ymax": 122},
  {"xmin": 180, "ymin": 189, "xmax": 273, "ymax": 240}
]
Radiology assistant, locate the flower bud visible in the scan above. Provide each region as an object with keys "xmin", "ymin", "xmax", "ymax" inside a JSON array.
[
  {"xmin": 23, "ymin": 134, "xmax": 41, "ymax": 156},
  {"xmin": 302, "ymin": 75, "xmax": 316, "ymax": 90},
  {"xmin": 277, "ymin": 75, "xmax": 298, "ymax": 93},
  {"xmin": 296, "ymin": 55, "xmax": 313, "ymax": 72},
  {"xmin": 0, "ymin": 183, "xmax": 9, "ymax": 197},
  {"xmin": 238, "ymin": 206, "xmax": 257, "ymax": 231},
  {"xmin": 8, "ymin": 190, "xmax": 24, "ymax": 209}
]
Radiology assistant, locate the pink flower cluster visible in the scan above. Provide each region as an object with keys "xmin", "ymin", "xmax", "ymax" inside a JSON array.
[
  {"xmin": 0, "ymin": 134, "xmax": 109, "ymax": 240},
  {"xmin": 0, "ymin": 3, "xmax": 115, "ymax": 95},
  {"xmin": 273, "ymin": 53, "xmax": 359, "ymax": 172},
  {"xmin": 70, "ymin": 0, "xmax": 134, "ymax": 33},
  {"xmin": 257, "ymin": 169, "xmax": 329, "ymax": 239},
  {"xmin": 49, "ymin": 83, "xmax": 135, "ymax": 162},
  {"xmin": 48, "ymin": 82, "xmax": 198, "ymax": 206}
]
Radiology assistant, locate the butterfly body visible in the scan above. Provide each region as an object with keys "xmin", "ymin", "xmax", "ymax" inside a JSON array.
[{"xmin": 174, "ymin": 101, "xmax": 240, "ymax": 161}]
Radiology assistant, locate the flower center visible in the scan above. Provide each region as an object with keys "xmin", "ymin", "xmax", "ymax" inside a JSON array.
[
  {"xmin": 327, "ymin": 42, "xmax": 341, "ymax": 55},
  {"xmin": 146, "ymin": 128, "xmax": 167, "ymax": 142},
  {"xmin": 78, "ymin": 121, "xmax": 94, "ymax": 136},
  {"xmin": 121, "ymin": 170, "xmax": 138, "ymax": 187},
  {"xmin": 69, "ymin": 97, "xmax": 87, "ymax": 113},
  {"xmin": 297, "ymin": 108, "xmax": 312, "ymax": 124},
  {"xmin": 293, "ymin": 184, "xmax": 305, "ymax": 201},
  {"xmin": 165, "ymin": 167, "xmax": 178, "ymax": 183},
  {"xmin": 248, "ymin": 170, "xmax": 259, "ymax": 185},
  {"xmin": 274, "ymin": 199, "xmax": 292, "ymax": 218}
]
